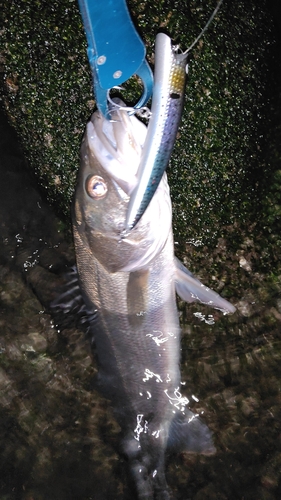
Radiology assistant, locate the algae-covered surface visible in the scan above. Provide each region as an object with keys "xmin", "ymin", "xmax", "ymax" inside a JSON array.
[
  {"xmin": 1, "ymin": 0, "xmax": 280, "ymax": 244},
  {"xmin": 1, "ymin": 0, "xmax": 281, "ymax": 499}
]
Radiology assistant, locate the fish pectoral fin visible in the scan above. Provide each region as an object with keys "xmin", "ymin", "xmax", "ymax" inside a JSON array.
[
  {"xmin": 50, "ymin": 265, "xmax": 98, "ymax": 337},
  {"xmin": 167, "ymin": 410, "xmax": 216, "ymax": 456},
  {"xmin": 175, "ymin": 257, "xmax": 236, "ymax": 314}
]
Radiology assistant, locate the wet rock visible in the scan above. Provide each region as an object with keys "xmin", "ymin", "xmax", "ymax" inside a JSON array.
[{"xmin": 236, "ymin": 300, "xmax": 253, "ymax": 317}]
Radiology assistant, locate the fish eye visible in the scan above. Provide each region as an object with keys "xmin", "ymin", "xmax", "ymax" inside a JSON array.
[{"xmin": 86, "ymin": 175, "xmax": 108, "ymax": 199}]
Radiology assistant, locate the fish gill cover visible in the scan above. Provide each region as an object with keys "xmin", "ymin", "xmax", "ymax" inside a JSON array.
[{"xmin": 0, "ymin": 0, "xmax": 280, "ymax": 248}]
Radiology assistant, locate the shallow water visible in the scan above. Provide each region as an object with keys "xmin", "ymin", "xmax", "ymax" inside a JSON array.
[{"xmin": 1, "ymin": 108, "xmax": 281, "ymax": 500}]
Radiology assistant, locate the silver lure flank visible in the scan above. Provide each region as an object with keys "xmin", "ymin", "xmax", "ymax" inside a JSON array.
[{"xmin": 125, "ymin": 32, "xmax": 188, "ymax": 232}]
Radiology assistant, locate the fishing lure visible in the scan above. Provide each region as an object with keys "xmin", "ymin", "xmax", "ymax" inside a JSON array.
[
  {"xmin": 124, "ymin": 32, "xmax": 188, "ymax": 232},
  {"xmin": 123, "ymin": 0, "xmax": 225, "ymax": 231}
]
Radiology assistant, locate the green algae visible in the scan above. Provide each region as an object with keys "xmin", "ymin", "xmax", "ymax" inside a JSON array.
[
  {"xmin": 1, "ymin": 0, "xmax": 280, "ymax": 246},
  {"xmin": 1, "ymin": 0, "xmax": 92, "ymax": 218}
]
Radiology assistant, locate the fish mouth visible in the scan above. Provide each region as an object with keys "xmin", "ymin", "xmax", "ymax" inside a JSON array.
[
  {"xmin": 87, "ymin": 98, "xmax": 147, "ymax": 199},
  {"xmin": 86, "ymin": 97, "xmax": 172, "ymax": 247}
]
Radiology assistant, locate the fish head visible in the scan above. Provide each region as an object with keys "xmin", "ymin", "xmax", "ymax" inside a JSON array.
[{"xmin": 73, "ymin": 100, "xmax": 172, "ymax": 273}]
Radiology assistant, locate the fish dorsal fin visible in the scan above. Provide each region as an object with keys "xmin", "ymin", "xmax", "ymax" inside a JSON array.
[{"xmin": 174, "ymin": 257, "xmax": 236, "ymax": 314}]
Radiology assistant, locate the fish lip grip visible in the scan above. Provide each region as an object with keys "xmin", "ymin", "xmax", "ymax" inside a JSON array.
[{"xmin": 77, "ymin": 0, "xmax": 153, "ymax": 118}]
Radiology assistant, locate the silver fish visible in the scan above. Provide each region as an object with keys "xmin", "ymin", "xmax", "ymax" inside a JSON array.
[{"xmin": 73, "ymin": 101, "xmax": 235, "ymax": 499}]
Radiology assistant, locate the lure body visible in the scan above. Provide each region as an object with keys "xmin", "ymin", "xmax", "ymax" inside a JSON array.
[{"xmin": 125, "ymin": 32, "xmax": 188, "ymax": 231}]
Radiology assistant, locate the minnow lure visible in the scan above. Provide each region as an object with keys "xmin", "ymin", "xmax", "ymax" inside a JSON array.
[
  {"xmin": 124, "ymin": 32, "xmax": 188, "ymax": 232},
  {"xmin": 124, "ymin": 0, "xmax": 225, "ymax": 231}
]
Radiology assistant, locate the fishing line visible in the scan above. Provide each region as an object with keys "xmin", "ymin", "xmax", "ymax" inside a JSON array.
[
  {"xmin": 107, "ymin": 0, "xmax": 224, "ymax": 116},
  {"xmin": 183, "ymin": 0, "xmax": 224, "ymax": 54}
]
